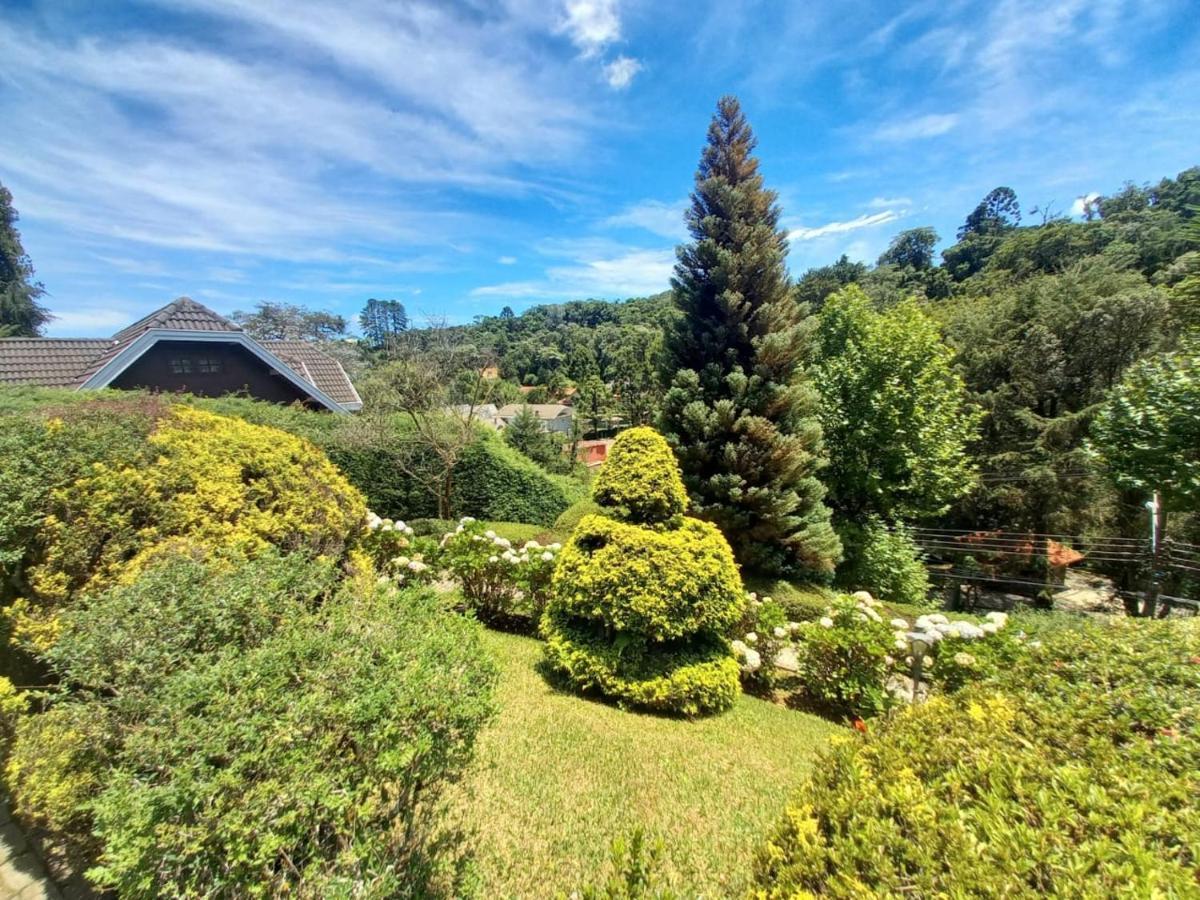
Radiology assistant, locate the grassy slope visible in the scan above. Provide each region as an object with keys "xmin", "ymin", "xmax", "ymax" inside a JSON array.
[{"xmin": 448, "ymin": 629, "xmax": 838, "ymax": 898}]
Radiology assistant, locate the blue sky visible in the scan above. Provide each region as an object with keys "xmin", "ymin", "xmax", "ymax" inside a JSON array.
[{"xmin": 1, "ymin": 0, "xmax": 1197, "ymax": 337}]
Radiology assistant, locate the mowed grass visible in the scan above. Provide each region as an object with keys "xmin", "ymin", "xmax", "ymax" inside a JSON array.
[{"xmin": 446, "ymin": 629, "xmax": 839, "ymax": 898}]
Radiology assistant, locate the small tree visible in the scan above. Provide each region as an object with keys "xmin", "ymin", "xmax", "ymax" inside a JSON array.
[{"xmin": 503, "ymin": 405, "xmax": 561, "ymax": 471}]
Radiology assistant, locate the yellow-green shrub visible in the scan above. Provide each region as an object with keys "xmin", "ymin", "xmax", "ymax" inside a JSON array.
[
  {"xmin": 591, "ymin": 426, "xmax": 687, "ymax": 524},
  {"xmin": 543, "ymin": 427, "xmax": 743, "ymax": 716},
  {"xmin": 552, "ymin": 514, "xmax": 742, "ymax": 640},
  {"xmin": 10, "ymin": 406, "xmax": 366, "ymax": 650}
]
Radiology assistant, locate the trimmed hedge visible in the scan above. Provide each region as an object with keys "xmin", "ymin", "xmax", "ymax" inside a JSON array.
[
  {"xmin": 450, "ymin": 433, "xmax": 586, "ymax": 525},
  {"xmin": 591, "ymin": 426, "xmax": 687, "ymax": 524},
  {"xmin": 752, "ymin": 616, "xmax": 1200, "ymax": 897}
]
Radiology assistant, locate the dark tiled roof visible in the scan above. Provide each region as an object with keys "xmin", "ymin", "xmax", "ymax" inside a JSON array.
[
  {"xmin": 79, "ymin": 296, "xmax": 242, "ymax": 383},
  {"xmin": 0, "ymin": 338, "xmax": 111, "ymax": 386},
  {"xmin": 265, "ymin": 340, "xmax": 361, "ymax": 406},
  {"xmin": 0, "ymin": 297, "xmax": 360, "ymax": 410}
]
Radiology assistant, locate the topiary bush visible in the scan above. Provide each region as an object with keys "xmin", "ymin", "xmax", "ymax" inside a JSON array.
[
  {"xmin": 542, "ymin": 427, "xmax": 744, "ymax": 716},
  {"xmin": 752, "ymin": 616, "xmax": 1200, "ymax": 897}
]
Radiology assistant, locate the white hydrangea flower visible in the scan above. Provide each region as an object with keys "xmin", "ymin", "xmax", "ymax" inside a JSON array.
[
  {"xmin": 884, "ymin": 655, "xmax": 895, "ymax": 666},
  {"xmin": 915, "ymin": 615, "xmax": 932, "ymax": 630},
  {"xmin": 392, "ymin": 555, "xmax": 410, "ymax": 567},
  {"xmin": 745, "ymin": 632, "xmax": 758, "ymax": 644},
  {"xmin": 550, "ymin": 542, "xmax": 562, "ymax": 551},
  {"xmin": 731, "ymin": 639, "xmax": 748, "ymax": 656},
  {"xmin": 928, "ymin": 614, "xmax": 948, "ymax": 625},
  {"xmin": 788, "ymin": 621, "xmax": 801, "ymax": 634},
  {"xmin": 894, "ymin": 637, "xmax": 908, "ymax": 651},
  {"xmin": 773, "ymin": 626, "xmax": 786, "ymax": 639},
  {"xmin": 488, "ymin": 555, "xmax": 499, "ymax": 563},
  {"xmin": 541, "ymin": 551, "xmax": 554, "ymax": 561},
  {"xmin": 980, "ymin": 622, "xmax": 1000, "ymax": 635},
  {"xmin": 985, "ymin": 611, "xmax": 1008, "ymax": 626},
  {"xmin": 863, "ymin": 607, "xmax": 883, "ymax": 623},
  {"xmin": 408, "ymin": 560, "xmax": 428, "ymax": 573},
  {"xmin": 890, "ymin": 618, "xmax": 909, "ymax": 629},
  {"xmin": 367, "ymin": 511, "xmax": 383, "ymax": 530},
  {"xmin": 953, "ymin": 652, "xmax": 976, "ymax": 666},
  {"xmin": 957, "ymin": 622, "xmax": 985, "ymax": 640},
  {"xmin": 743, "ymin": 648, "xmax": 762, "ymax": 672},
  {"xmin": 819, "ymin": 617, "xmax": 834, "ymax": 628},
  {"xmin": 460, "ymin": 516, "xmax": 476, "ymax": 524}
]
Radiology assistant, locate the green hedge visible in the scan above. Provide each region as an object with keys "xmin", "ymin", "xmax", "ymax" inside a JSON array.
[
  {"xmin": 450, "ymin": 434, "xmax": 586, "ymax": 525},
  {"xmin": 753, "ymin": 616, "xmax": 1200, "ymax": 897}
]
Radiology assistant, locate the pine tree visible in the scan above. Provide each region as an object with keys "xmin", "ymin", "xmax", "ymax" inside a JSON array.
[
  {"xmin": 660, "ymin": 96, "xmax": 840, "ymax": 578},
  {"xmin": 0, "ymin": 182, "xmax": 51, "ymax": 337}
]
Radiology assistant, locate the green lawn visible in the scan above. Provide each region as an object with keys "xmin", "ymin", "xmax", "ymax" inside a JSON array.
[{"xmin": 446, "ymin": 629, "xmax": 838, "ymax": 897}]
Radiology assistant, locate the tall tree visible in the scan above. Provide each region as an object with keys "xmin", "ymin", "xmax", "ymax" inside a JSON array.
[
  {"xmin": 359, "ymin": 298, "xmax": 409, "ymax": 353},
  {"xmin": 958, "ymin": 186, "xmax": 1021, "ymax": 239},
  {"xmin": 659, "ymin": 96, "xmax": 840, "ymax": 578},
  {"xmin": 0, "ymin": 182, "xmax": 51, "ymax": 336},
  {"xmin": 877, "ymin": 227, "xmax": 939, "ymax": 270}
]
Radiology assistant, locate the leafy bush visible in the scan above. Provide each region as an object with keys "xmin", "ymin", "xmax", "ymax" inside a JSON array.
[
  {"xmin": 591, "ymin": 426, "xmax": 687, "ymax": 524},
  {"xmin": 5, "ymin": 551, "xmax": 339, "ymax": 850},
  {"xmin": 554, "ymin": 498, "xmax": 602, "ymax": 533},
  {"xmin": 450, "ymin": 433, "xmax": 585, "ymax": 525},
  {"xmin": 792, "ymin": 594, "xmax": 896, "ymax": 718},
  {"xmin": 87, "ymin": 583, "xmax": 497, "ymax": 898},
  {"xmin": 543, "ymin": 428, "xmax": 744, "ymax": 716},
  {"xmin": 7, "ymin": 405, "xmax": 366, "ymax": 652},
  {"xmin": 361, "ymin": 513, "xmax": 437, "ymax": 587},
  {"xmin": 439, "ymin": 518, "xmax": 561, "ymax": 622},
  {"xmin": 836, "ymin": 518, "xmax": 930, "ymax": 607},
  {"xmin": 753, "ymin": 617, "xmax": 1200, "ymax": 898},
  {"xmin": 730, "ymin": 593, "xmax": 800, "ymax": 692}
]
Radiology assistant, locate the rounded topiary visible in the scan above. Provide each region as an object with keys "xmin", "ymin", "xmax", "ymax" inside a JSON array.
[
  {"xmin": 542, "ymin": 427, "xmax": 744, "ymax": 716},
  {"xmin": 590, "ymin": 426, "xmax": 688, "ymax": 524}
]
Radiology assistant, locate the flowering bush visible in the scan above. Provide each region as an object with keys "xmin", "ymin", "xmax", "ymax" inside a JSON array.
[
  {"xmin": 889, "ymin": 609, "xmax": 1027, "ymax": 695},
  {"xmin": 362, "ymin": 512, "xmax": 436, "ymax": 587},
  {"xmin": 793, "ymin": 592, "xmax": 896, "ymax": 718},
  {"xmin": 439, "ymin": 518, "xmax": 561, "ymax": 621},
  {"xmin": 731, "ymin": 593, "xmax": 801, "ymax": 692}
]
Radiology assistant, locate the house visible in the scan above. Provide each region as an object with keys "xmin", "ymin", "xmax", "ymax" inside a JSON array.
[
  {"xmin": 496, "ymin": 403, "xmax": 575, "ymax": 434},
  {"xmin": 575, "ymin": 438, "xmax": 613, "ymax": 469},
  {"xmin": 0, "ymin": 297, "xmax": 361, "ymax": 412}
]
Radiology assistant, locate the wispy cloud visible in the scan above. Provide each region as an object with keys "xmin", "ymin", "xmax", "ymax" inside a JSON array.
[
  {"xmin": 873, "ymin": 113, "xmax": 959, "ymax": 142},
  {"xmin": 472, "ymin": 241, "xmax": 672, "ymax": 300},
  {"xmin": 787, "ymin": 210, "xmax": 902, "ymax": 242},
  {"xmin": 604, "ymin": 55, "xmax": 643, "ymax": 89},
  {"xmin": 866, "ymin": 196, "xmax": 911, "ymax": 209},
  {"xmin": 603, "ymin": 199, "xmax": 687, "ymax": 239},
  {"xmin": 498, "ymin": 256, "xmax": 518, "ymax": 265}
]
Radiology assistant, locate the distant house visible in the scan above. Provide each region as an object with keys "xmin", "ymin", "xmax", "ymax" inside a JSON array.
[
  {"xmin": 496, "ymin": 403, "xmax": 575, "ymax": 434},
  {"xmin": 576, "ymin": 438, "xmax": 613, "ymax": 469},
  {"xmin": 0, "ymin": 297, "xmax": 361, "ymax": 412},
  {"xmin": 448, "ymin": 403, "xmax": 503, "ymax": 429}
]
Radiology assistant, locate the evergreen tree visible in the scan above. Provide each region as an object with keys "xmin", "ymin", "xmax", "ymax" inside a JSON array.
[
  {"xmin": 660, "ymin": 96, "xmax": 840, "ymax": 578},
  {"xmin": 503, "ymin": 405, "xmax": 561, "ymax": 469},
  {"xmin": 0, "ymin": 182, "xmax": 51, "ymax": 336}
]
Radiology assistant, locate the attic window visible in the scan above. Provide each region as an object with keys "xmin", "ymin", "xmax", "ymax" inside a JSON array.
[
  {"xmin": 195, "ymin": 356, "xmax": 222, "ymax": 374},
  {"xmin": 168, "ymin": 356, "xmax": 223, "ymax": 375},
  {"xmin": 169, "ymin": 357, "xmax": 192, "ymax": 375}
]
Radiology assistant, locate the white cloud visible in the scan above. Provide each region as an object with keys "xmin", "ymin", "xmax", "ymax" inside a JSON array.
[
  {"xmin": 1070, "ymin": 192, "xmax": 1101, "ymax": 217},
  {"xmin": 866, "ymin": 196, "xmax": 911, "ymax": 209},
  {"xmin": 873, "ymin": 113, "xmax": 959, "ymax": 142},
  {"xmin": 604, "ymin": 55, "xmax": 643, "ymax": 89},
  {"xmin": 603, "ymin": 199, "xmax": 687, "ymax": 239},
  {"xmin": 498, "ymin": 255, "xmax": 518, "ymax": 265},
  {"xmin": 559, "ymin": 0, "xmax": 621, "ymax": 57},
  {"xmin": 472, "ymin": 243, "xmax": 673, "ymax": 300},
  {"xmin": 788, "ymin": 210, "xmax": 902, "ymax": 242}
]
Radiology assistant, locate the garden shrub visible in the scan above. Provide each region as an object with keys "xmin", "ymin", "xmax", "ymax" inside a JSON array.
[
  {"xmin": 439, "ymin": 518, "xmax": 561, "ymax": 622},
  {"xmin": 361, "ymin": 513, "xmax": 437, "ymax": 587},
  {"xmin": 554, "ymin": 498, "xmax": 602, "ymax": 533},
  {"xmin": 753, "ymin": 616, "xmax": 1200, "ymax": 898},
  {"xmin": 730, "ymin": 593, "xmax": 801, "ymax": 692},
  {"xmin": 7, "ymin": 405, "xmax": 366, "ymax": 651},
  {"xmin": 450, "ymin": 433, "xmax": 585, "ymax": 525},
  {"xmin": 542, "ymin": 427, "xmax": 744, "ymax": 716},
  {"xmin": 86, "ymin": 582, "xmax": 498, "ymax": 898},
  {"xmin": 5, "ymin": 550, "xmax": 340, "ymax": 853},
  {"xmin": 836, "ymin": 517, "xmax": 930, "ymax": 607},
  {"xmin": 792, "ymin": 594, "xmax": 897, "ymax": 718}
]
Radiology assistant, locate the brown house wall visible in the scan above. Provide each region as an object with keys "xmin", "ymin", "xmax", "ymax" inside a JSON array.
[{"xmin": 110, "ymin": 340, "xmax": 317, "ymax": 406}]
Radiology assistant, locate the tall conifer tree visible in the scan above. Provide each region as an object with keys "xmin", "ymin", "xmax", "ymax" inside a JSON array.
[
  {"xmin": 0, "ymin": 182, "xmax": 50, "ymax": 337},
  {"xmin": 660, "ymin": 96, "xmax": 840, "ymax": 578}
]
